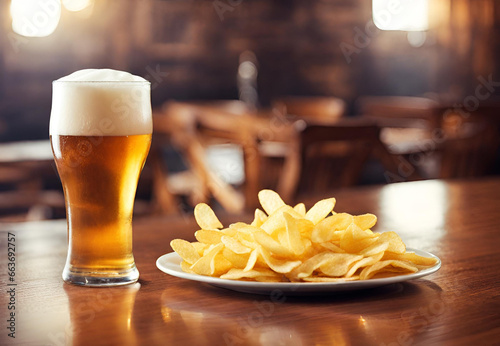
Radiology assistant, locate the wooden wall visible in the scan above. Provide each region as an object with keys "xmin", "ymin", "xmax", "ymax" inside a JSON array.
[{"xmin": 0, "ymin": 0, "xmax": 498, "ymax": 141}]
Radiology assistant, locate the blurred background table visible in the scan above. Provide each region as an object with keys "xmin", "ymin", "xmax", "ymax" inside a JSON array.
[
  {"xmin": 0, "ymin": 140, "xmax": 65, "ymax": 221},
  {"xmin": 2, "ymin": 177, "xmax": 499, "ymax": 345}
]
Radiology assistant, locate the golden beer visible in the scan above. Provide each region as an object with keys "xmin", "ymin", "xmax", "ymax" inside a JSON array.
[{"xmin": 50, "ymin": 69, "xmax": 152, "ymax": 286}]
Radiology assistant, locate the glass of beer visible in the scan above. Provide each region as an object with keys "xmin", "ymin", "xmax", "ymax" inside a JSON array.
[{"xmin": 50, "ymin": 69, "xmax": 152, "ymax": 286}]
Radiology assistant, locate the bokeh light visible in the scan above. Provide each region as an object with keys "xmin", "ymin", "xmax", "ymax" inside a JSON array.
[
  {"xmin": 62, "ymin": 0, "xmax": 93, "ymax": 12},
  {"xmin": 11, "ymin": 0, "xmax": 62, "ymax": 37},
  {"xmin": 373, "ymin": 0, "xmax": 429, "ymax": 31}
]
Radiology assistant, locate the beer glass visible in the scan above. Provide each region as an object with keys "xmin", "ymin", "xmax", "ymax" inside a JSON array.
[{"xmin": 50, "ymin": 69, "xmax": 152, "ymax": 286}]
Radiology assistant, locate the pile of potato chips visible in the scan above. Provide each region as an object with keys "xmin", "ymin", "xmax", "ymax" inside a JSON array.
[{"xmin": 170, "ymin": 190, "xmax": 438, "ymax": 282}]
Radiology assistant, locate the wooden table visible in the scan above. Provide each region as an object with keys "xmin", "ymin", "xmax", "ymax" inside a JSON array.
[{"xmin": 2, "ymin": 178, "xmax": 500, "ymax": 345}]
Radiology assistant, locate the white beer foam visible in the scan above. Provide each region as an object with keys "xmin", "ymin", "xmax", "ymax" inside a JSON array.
[{"xmin": 50, "ymin": 69, "xmax": 152, "ymax": 136}]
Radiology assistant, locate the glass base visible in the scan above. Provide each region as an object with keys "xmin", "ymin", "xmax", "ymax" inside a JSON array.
[{"xmin": 62, "ymin": 265, "xmax": 139, "ymax": 287}]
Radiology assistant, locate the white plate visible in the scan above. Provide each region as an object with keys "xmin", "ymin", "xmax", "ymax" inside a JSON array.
[{"xmin": 156, "ymin": 248, "xmax": 441, "ymax": 295}]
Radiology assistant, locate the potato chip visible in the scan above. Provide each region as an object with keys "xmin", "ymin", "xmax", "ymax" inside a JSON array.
[
  {"xmin": 359, "ymin": 241, "xmax": 389, "ymax": 257},
  {"xmin": 230, "ymin": 223, "xmax": 260, "ymax": 233},
  {"xmin": 180, "ymin": 261, "xmax": 195, "ymax": 274},
  {"xmin": 189, "ymin": 243, "xmax": 224, "ymax": 276},
  {"xmin": 260, "ymin": 205, "xmax": 302, "ymax": 234},
  {"xmin": 301, "ymin": 239, "xmax": 313, "ymax": 255},
  {"xmin": 221, "ymin": 227, "xmax": 238, "ymax": 237},
  {"xmin": 340, "ymin": 223, "xmax": 378, "ymax": 254},
  {"xmin": 221, "ymin": 235, "xmax": 251, "ymax": 254},
  {"xmin": 345, "ymin": 252, "xmax": 384, "ymax": 278},
  {"xmin": 238, "ymin": 238, "xmax": 259, "ymax": 250},
  {"xmin": 170, "ymin": 239, "xmax": 200, "ymax": 264},
  {"xmin": 192, "ymin": 242, "xmax": 208, "ymax": 256},
  {"xmin": 203, "ymin": 243, "xmax": 223, "ymax": 256},
  {"xmin": 229, "ymin": 224, "xmax": 258, "ymax": 244},
  {"xmin": 229, "ymin": 222, "xmax": 251, "ymax": 230},
  {"xmin": 220, "ymin": 268, "xmax": 280, "ymax": 281},
  {"xmin": 275, "ymin": 228, "xmax": 288, "ymax": 247},
  {"xmin": 253, "ymin": 230, "xmax": 294, "ymax": 257},
  {"xmin": 243, "ymin": 249, "xmax": 259, "ymax": 272},
  {"xmin": 382, "ymin": 251, "xmax": 437, "ymax": 267},
  {"xmin": 258, "ymin": 246, "xmax": 301, "ymax": 273},
  {"xmin": 212, "ymin": 254, "xmax": 233, "ymax": 276},
  {"xmin": 311, "ymin": 213, "xmax": 353, "ymax": 243},
  {"xmin": 295, "ymin": 218, "xmax": 315, "ymax": 238},
  {"xmin": 194, "ymin": 203, "xmax": 223, "ymax": 230},
  {"xmin": 195, "ymin": 230, "xmax": 223, "ymax": 244},
  {"xmin": 293, "ymin": 203, "xmax": 306, "ymax": 216},
  {"xmin": 258, "ymin": 189, "xmax": 286, "ymax": 215},
  {"xmin": 251, "ymin": 208, "xmax": 268, "ymax": 227},
  {"xmin": 302, "ymin": 276, "xmax": 360, "ymax": 282},
  {"xmin": 169, "ymin": 189, "xmax": 438, "ymax": 283},
  {"xmin": 254, "ymin": 275, "xmax": 283, "ymax": 282},
  {"xmin": 222, "ymin": 248, "xmax": 249, "ymax": 268},
  {"xmin": 353, "ymin": 213, "xmax": 377, "ymax": 230},
  {"xmin": 305, "ymin": 198, "xmax": 336, "ymax": 225},
  {"xmin": 284, "ymin": 213, "xmax": 306, "ymax": 255},
  {"xmin": 318, "ymin": 253, "xmax": 363, "ymax": 277},
  {"xmin": 328, "ymin": 213, "xmax": 354, "ymax": 230},
  {"xmin": 377, "ymin": 231, "xmax": 406, "ymax": 254},
  {"xmin": 319, "ymin": 242, "xmax": 345, "ymax": 253},
  {"xmin": 360, "ymin": 260, "xmax": 418, "ymax": 280},
  {"xmin": 291, "ymin": 252, "xmax": 361, "ymax": 279}
]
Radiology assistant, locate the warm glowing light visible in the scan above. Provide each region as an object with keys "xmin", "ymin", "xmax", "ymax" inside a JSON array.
[
  {"xmin": 62, "ymin": 0, "xmax": 92, "ymax": 12},
  {"xmin": 10, "ymin": 0, "xmax": 61, "ymax": 37},
  {"xmin": 373, "ymin": 0, "xmax": 428, "ymax": 31}
]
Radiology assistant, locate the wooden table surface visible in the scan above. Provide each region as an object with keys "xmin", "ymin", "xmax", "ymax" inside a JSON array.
[{"xmin": 2, "ymin": 178, "xmax": 500, "ymax": 345}]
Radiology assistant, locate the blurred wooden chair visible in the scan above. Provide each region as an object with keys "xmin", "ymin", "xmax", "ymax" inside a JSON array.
[
  {"xmin": 437, "ymin": 107, "xmax": 500, "ymax": 178},
  {"xmin": 151, "ymin": 101, "xmax": 260, "ymax": 214},
  {"xmin": 272, "ymin": 96, "xmax": 346, "ymax": 124},
  {"xmin": 147, "ymin": 137, "xmax": 182, "ymax": 215},
  {"xmin": 278, "ymin": 120, "xmax": 400, "ymax": 203},
  {"xmin": 194, "ymin": 110, "xmax": 261, "ymax": 211},
  {"xmin": 149, "ymin": 103, "xmax": 201, "ymax": 215},
  {"xmin": 357, "ymin": 96, "xmax": 443, "ymax": 180}
]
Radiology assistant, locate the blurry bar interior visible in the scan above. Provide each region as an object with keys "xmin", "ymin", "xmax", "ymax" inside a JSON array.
[{"xmin": 0, "ymin": 0, "xmax": 499, "ymax": 221}]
